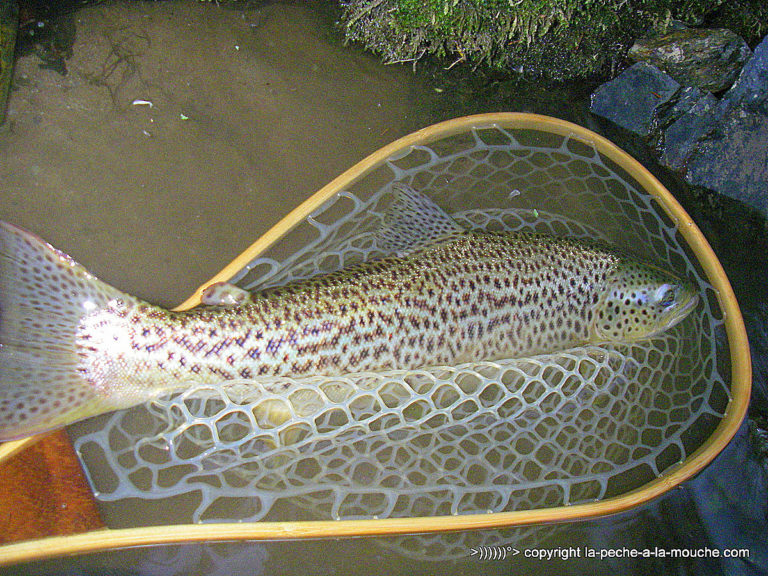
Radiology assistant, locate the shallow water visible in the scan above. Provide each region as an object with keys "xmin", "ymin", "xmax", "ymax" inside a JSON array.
[
  {"xmin": 1, "ymin": 1, "xmax": 765, "ymax": 575},
  {"xmin": 0, "ymin": 0, "xmax": 443, "ymax": 308}
]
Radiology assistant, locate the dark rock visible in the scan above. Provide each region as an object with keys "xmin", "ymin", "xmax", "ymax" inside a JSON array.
[
  {"xmin": 629, "ymin": 28, "xmax": 751, "ymax": 93},
  {"xmin": 657, "ymin": 86, "xmax": 707, "ymax": 126},
  {"xmin": 591, "ymin": 33, "xmax": 768, "ymax": 217},
  {"xmin": 722, "ymin": 34, "xmax": 768, "ymax": 114},
  {"xmin": 659, "ymin": 91, "xmax": 720, "ymax": 170},
  {"xmin": 590, "ymin": 62, "xmax": 679, "ymax": 136},
  {"xmin": 751, "ymin": 422, "xmax": 768, "ymax": 468},
  {"xmin": 685, "ymin": 106, "xmax": 768, "ymax": 215},
  {"xmin": 746, "ymin": 302, "xmax": 768, "ymax": 417},
  {"xmin": 686, "ymin": 420, "xmax": 768, "ymax": 576}
]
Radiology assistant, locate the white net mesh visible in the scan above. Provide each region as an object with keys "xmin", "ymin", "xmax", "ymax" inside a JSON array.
[{"xmin": 70, "ymin": 124, "xmax": 729, "ymax": 559}]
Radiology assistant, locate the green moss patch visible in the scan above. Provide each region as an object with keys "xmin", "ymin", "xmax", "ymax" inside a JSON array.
[{"xmin": 339, "ymin": 0, "xmax": 763, "ymax": 80}]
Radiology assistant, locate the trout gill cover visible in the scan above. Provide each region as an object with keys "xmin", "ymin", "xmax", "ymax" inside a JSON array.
[{"xmin": 0, "ymin": 185, "xmax": 697, "ymax": 441}]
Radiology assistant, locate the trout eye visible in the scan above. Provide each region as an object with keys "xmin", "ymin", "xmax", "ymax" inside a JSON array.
[{"xmin": 656, "ymin": 285, "xmax": 677, "ymax": 308}]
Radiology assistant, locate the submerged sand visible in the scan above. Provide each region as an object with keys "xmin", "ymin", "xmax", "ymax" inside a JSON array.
[{"xmin": 0, "ymin": 0, "xmax": 436, "ymax": 307}]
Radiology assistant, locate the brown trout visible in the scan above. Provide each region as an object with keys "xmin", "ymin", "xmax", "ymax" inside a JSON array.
[{"xmin": 0, "ymin": 185, "xmax": 698, "ymax": 441}]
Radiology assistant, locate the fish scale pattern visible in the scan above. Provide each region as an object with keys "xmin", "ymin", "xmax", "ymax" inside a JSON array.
[{"xmin": 71, "ymin": 125, "xmax": 728, "ymax": 560}]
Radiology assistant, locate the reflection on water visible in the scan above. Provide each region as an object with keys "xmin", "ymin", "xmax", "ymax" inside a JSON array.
[{"xmin": 0, "ymin": 1, "xmax": 761, "ymax": 575}]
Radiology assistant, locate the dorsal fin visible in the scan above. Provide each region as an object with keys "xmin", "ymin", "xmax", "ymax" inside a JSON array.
[{"xmin": 374, "ymin": 183, "xmax": 464, "ymax": 256}]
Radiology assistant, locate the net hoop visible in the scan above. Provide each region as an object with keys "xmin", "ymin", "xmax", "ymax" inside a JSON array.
[{"xmin": 0, "ymin": 113, "xmax": 750, "ymax": 566}]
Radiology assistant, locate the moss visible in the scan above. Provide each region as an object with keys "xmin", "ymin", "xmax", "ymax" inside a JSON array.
[
  {"xmin": 339, "ymin": 0, "xmax": 762, "ymax": 80},
  {"xmin": 704, "ymin": 0, "xmax": 768, "ymax": 46}
]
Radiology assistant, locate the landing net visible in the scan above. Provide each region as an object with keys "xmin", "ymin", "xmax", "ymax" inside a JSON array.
[{"xmin": 70, "ymin": 124, "xmax": 728, "ymax": 559}]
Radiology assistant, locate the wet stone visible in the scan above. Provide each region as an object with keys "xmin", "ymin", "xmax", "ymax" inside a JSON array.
[
  {"xmin": 745, "ymin": 302, "xmax": 768, "ymax": 417},
  {"xmin": 684, "ymin": 421, "xmax": 768, "ymax": 575},
  {"xmin": 721, "ymin": 34, "xmax": 768, "ymax": 114},
  {"xmin": 590, "ymin": 62, "xmax": 680, "ymax": 137},
  {"xmin": 684, "ymin": 106, "xmax": 768, "ymax": 215},
  {"xmin": 629, "ymin": 28, "xmax": 751, "ymax": 93},
  {"xmin": 659, "ymin": 91, "xmax": 720, "ymax": 171},
  {"xmin": 657, "ymin": 86, "xmax": 709, "ymax": 127}
]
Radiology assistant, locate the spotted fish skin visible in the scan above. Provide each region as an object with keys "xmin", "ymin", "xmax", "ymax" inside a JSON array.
[
  {"xmin": 0, "ymin": 186, "xmax": 697, "ymax": 440},
  {"xmin": 83, "ymin": 231, "xmax": 615, "ymax": 399}
]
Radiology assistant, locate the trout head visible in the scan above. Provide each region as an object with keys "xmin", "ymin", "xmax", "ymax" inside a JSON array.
[{"xmin": 589, "ymin": 258, "xmax": 699, "ymax": 343}]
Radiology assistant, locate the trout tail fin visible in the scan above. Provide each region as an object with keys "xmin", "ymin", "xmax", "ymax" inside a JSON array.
[{"xmin": 0, "ymin": 222, "xmax": 129, "ymax": 441}]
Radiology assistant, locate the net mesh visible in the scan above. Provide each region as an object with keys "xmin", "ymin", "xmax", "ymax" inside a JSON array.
[{"xmin": 70, "ymin": 124, "xmax": 729, "ymax": 559}]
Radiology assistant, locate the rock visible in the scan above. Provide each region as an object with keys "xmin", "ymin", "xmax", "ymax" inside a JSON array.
[
  {"xmin": 684, "ymin": 106, "xmax": 768, "ymax": 215},
  {"xmin": 745, "ymin": 303, "xmax": 768, "ymax": 416},
  {"xmin": 590, "ymin": 62, "xmax": 679, "ymax": 136},
  {"xmin": 591, "ymin": 32, "xmax": 768, "ymax": 217},
  {"xmin": 686, "ymin": 420, "xmax": 768, "ymax": 576},
  {"xmin": 752, "ymin": 422, "xmax": 768, "ymax": 469},
  {"xmin": 722, "ymin": 34, "xmax": 768, "ymax": 114},
  {"xmin": 629, "ymin": 28, "xmax": 751, "ymax": 93},
  {"xmin": 657, "ymin": 86, "xmax": 707, "ymax": 126},
  {"xmin": 659, "ymin": 91, "xmax": 720, "ymax": 170}
]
